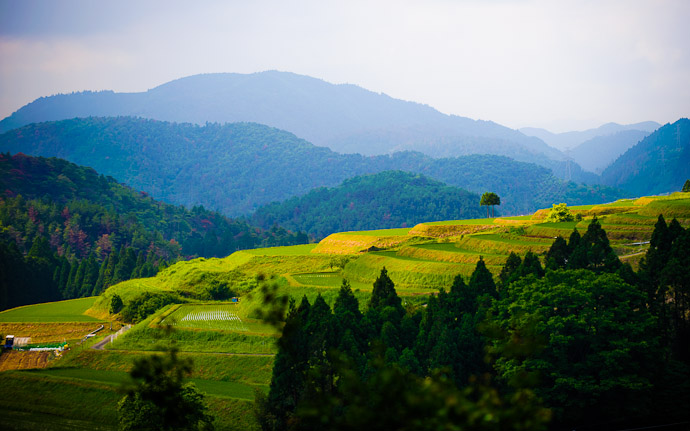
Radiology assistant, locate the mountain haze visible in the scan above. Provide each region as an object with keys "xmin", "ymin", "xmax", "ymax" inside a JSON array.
[
  {"xmin": 520, "ymin": 121, "xmax": 660, "ymax": 152},
  {"xmin": 0, "ymin": 117, "xmax": 622, "ymax": 216},
  {"xmin": 601, "ymin": 118, "xmax": 690, "ymax": 196},
  {"xmin": 0, "ymin": 71, "xmax": 577, "ymax": 176},
  {"xmin": 570, "ymin": 129, "xmax": 650, "ymax": 173}
]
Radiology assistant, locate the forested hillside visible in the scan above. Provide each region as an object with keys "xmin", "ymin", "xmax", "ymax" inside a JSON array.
[
  {"xmin": 0, "ymin": 71, "xmax": 585, "ymax": 178},
  {"xmin": 0, "ymin": 117, "xmax": 623, "ymax": 216},
  {"xmin": 250, "ymin": 171, "xmax": 485, "ymax": 239},
  {"xmin": 0, "ymin": 153, "xmax": 307, "ymax": 310},
  {"xmin": 601, "ymin": 118, "xmax": 690, "ymax": 195}
]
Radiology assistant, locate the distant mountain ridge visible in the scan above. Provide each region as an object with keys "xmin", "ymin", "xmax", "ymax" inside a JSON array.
[
  {"xmin": 0, "ymin": 117, "xmax": 622, "ymax": 216},
  {"xmin": 520, "ymin": 121, "xmax": 660, "ymax": 151},
  {"xmin": 570, "ymin": 130, "xmax": 650, "ymax": 173},
  {"xmin": 0, "ymin": 71, "xmax": 580, "ymax": 177},
  {"xmin": 601, "ymin": 118, "xmax": 690, "ymax": 196}
]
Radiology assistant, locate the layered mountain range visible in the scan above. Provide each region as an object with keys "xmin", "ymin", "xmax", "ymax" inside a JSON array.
[
  {"xmin": 1, "ymin": 71, "xmax": 583, "ymax": 178},
  {"xmin": 0, "ymin": 71, "xmax": 686, "ymax": 226},
  {"xmin": 0, "ymin": 117, "xmax": 623, "ymax": 217}
]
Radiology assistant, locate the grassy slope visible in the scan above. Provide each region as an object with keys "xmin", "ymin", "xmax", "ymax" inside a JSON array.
[
  {"xmin": 0, "ymin": 297, "xmax": 102, "ymax": 323},
  {"xmin": 90, "ymin": 193, "xmax": 690, "ymax": 307}
]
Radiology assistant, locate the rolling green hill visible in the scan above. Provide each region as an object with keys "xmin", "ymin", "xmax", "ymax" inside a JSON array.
[
  {"xmin": 0, "ymin": 117, "xmax": 623, "ymax": 216},
  {"xmin": 90, "ymin": 192, "xmax": 690, "ymax": 315},
  {"xmin": 250, "ymin": 171, "xmax": 485, "ymax": 239}
]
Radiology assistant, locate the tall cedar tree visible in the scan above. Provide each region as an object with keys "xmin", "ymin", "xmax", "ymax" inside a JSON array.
[
  {"xmin": 468, "ymin": 257, "xmax": 497, "ymax": 307},
  {"xmin": 498, "ymin": 252, "xmax": 522, "ymax": 290},
  {"xmin": 568, "ymin": 216, "xmax": 621, "ymax": 273},
  {"xmin": 265, "ymin": 296, "xmax": 311, "ymax": 431},
  {"xmin": 545, "ymin": 235, "xmax": 569, "ymax": 270}
]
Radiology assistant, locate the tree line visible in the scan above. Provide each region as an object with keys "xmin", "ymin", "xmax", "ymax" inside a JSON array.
[{"xmin": 256, "ymin": 215, "xmax": 690, "ymax": 430}]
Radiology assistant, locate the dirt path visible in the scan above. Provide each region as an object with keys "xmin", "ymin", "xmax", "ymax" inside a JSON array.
[
  {"xmin": 620, "ymin": 251, "xmax": 648, "ymax": 259},
  {"xmin": 91, "ymin": 325, "xmax": 130, "ymax": 350}
]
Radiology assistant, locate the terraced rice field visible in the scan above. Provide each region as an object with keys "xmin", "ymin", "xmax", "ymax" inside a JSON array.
[
  {"xmin": 292, "ymin": 272, "xmax": 342, "ymax": 287},
  {"xmin": 0, "ymin": 351, "xmax": 52, "ymax": 371},
  {"xmin": 0, "ymin": 297, "xmax": 102, "ymax": 323},
  {"xmin": 164, "ymin": 304, "xmax": 248, "ymax": 331},
  {"xmin": 0, "ymin": 322, "xmax": 105, "ymax": 344}
]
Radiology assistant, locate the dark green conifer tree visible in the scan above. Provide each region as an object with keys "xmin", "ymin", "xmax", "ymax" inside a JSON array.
[
  {"xmin": 369, "ymin": 267, "xmax": 401, "ymax": 311},
  {"xmin": 92, "ymin": 258, "xmax": 108, "ymax": 295},
  {"xmin": 70, "ymin": 260, "xmax": 85, "ymax": 298},
  {"xmin": 660, "ymin": 227, "xmax": 690, "ymax": 361},
  {"xmin": 57, "ymin": 257, "xmax": 71, "ymax": 298},
  {"xmin": 568, "ymin": 217, "xmax": 620, "ymax": 273},
  {"xmin": 568, "ymin": 228, "xmax": 581, "ymax": 255},
  {"xmin": 333, "ymin": 280, "xmax": 362, "ymax": 352},
  {"xmin": 79, "ymin": 253, "xmax": 99, "ymax": 297},
  {"xmin": 518, "ymin": 251, "xmax": 545, "ymax": 279},
  {"xmin": 545, "ymin": 235, "xmax": 569, "ymax": 270},
  {"xmin": 102, "ymin": 248, "xmax": 118, "ymax": 289},
  {"xmin": 131, "ymin": 251, "xmax": 146, "ymax": 279},
  {"xmin": 65, "ymin": 261, "xmax": 78, "ymax": 298},
  {"xmin": 498, "ymin": 252, "xmax": 522, "ymax": 290},
  {"xmin": 469, "ymin": 257, "xmax": 497, "ymax": 303},
  {"xmin": 113, "ymin": 247, "xmax": 137, "ymax": 284},
  {"xmin": 265, "ymin": 296, "xmax": 311, "ymax": 431}
]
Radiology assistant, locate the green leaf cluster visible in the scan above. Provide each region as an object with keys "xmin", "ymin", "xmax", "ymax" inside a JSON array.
[
  {"xmin": 118, "ymin": 348, "xmax": 215, "ymax": 430},
  {"xmin": 543, "ymin": 203, "xmax": 574, "ymax": 222}
]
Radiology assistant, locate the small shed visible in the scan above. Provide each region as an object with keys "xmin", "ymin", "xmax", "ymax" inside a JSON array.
[{"xmin": 4, "ymin": 335, "xmax": 15, "ymax": 349}]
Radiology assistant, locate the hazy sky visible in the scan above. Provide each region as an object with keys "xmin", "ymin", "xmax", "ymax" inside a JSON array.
[{"xmin": 1, "ymin": 0, "xmax": 688, "ymax": 132}]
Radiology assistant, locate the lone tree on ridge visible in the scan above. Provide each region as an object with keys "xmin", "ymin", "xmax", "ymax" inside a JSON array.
[{"xmin": 480, "ymin": 192, "xmax": 501, "ymax": 218}]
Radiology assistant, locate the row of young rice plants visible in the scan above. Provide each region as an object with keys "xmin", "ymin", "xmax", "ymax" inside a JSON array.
[
  {"xmin": 164, "ymin": 304, "xmax": 249, "ymax": 332},
  {"xmin": 107, "ymin": 306, "xmax": 277, "ymax": 354}
]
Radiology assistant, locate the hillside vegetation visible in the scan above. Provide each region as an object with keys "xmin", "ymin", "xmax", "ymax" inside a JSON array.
[
  {"xmin": 250, "ymin": 171, "xmax": 485, "ymax": 239},
  {"xmin": 602, "ymin": 118, "xmax": 690, "ymax": 195},
  {"xmin": 0, "ymin": 153, "xmax": 306, "ymax": 310},
  {"xmin": 0, "ymin": 117, "xmax": 623, "ymax": 216},
  {"xmin": 93, "ymin": 192, "xmax": 690, "ymax": 313}
]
